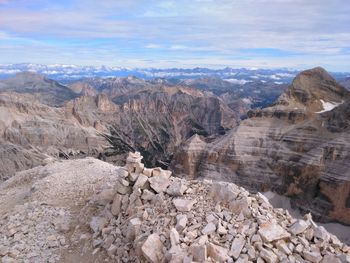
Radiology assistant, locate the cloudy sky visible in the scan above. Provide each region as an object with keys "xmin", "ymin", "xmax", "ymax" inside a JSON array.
[{"xmin": 0, "ymin": 0, "xmax": 349, "ymax": 70}]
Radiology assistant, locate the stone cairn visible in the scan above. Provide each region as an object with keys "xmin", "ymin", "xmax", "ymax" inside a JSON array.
[{"xmin": 87, "ymin": 152, "xmax": 350, "ymax": 263}]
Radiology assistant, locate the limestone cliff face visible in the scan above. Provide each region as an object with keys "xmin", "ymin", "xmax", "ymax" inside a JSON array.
[
  {"xmin": 0, "ymin": 92, "xmax": 109, "ymax": 180},
  {"xmin": 105, "ymin": 85, "xmax": 237, "ymax": 167},
  {"xmin": 0, "ymin": 74, "xmax": 238, "ymax": 180},
  {"xmin": 172, "ymin": 67, "xmax": 350, "ymax": 225}
]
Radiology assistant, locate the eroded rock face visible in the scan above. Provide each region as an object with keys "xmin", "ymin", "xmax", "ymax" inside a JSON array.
[
  {"xmin": 0, "ymin": 92, "xmax": 109, "ymax": 181},
  {"xmin": 172, "ymin": 67, "xmax": 350, "ymax": 225},
  {"xmin": 0, "ymin": 73, "xmax": 238, "ymax": 181}
]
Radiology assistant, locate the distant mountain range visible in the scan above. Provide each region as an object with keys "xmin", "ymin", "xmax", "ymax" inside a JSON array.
[{"xmin": 1, "ymin": 63, "xmax": 349, "ymax": 85}]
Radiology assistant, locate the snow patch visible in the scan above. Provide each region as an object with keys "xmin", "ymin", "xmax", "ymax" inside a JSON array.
[
  {"xmin": 316, "ymin": 99, "xmax": 343, "ymax": 113},
  {"xmin": 242, "ymin": 98, "xmax": 252, "ymax": 104},
  {"xmin": 224, "ymin": 78, "xmax": 252, "ymax": 85}
]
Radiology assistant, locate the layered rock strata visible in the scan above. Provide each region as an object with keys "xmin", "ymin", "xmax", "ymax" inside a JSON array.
[{"xmin": 171, "ymin": 67, "xmax": 350, "ymax": 225}]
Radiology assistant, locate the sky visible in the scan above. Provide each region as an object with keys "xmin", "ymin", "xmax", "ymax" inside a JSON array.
[{"xmin": 0, "ymin": 0, "xmax": 350, "ymax": 71}]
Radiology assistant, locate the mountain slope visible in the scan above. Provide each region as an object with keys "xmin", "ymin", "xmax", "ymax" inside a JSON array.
[
  {"xmin": 172, "ymin": 67, "xmax": 350, "ymax": 225},
  {"xmin": 0, "ymin": 72, "xmax": 78, "ymax": 106},
  {"xmin": 0, "ymin": 153, "xmax": 349, "ymax": 262}
]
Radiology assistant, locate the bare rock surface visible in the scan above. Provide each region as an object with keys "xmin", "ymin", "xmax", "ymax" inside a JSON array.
[
  {"xmin": 0, "ymin": 152, "xmax": 349, "ymax": 262},
  {"xmin": 79, "ymin": 152, "xmax": 350, "ymax": 262},
  {"xmin": 171, "ymin": 67, "xmax": 350, "ymax": 225}
]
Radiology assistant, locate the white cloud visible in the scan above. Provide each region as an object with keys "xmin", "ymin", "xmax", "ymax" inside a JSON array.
[
  {"xmin": 0, "ymin": 0, "xmax": 349, "ymax": 70},
  {"xmin": 145, "ymin": 44, "xmax": 162, "ymax": 49}
]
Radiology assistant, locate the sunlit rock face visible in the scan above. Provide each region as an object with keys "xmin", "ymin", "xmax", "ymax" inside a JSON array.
[
  {"xmin": 0, "ymin": 73, "xmax": 238, "ymax": 181},
  {"xmin": 172, "ymin": 67, "xmax": 350, "ymax": 225}
]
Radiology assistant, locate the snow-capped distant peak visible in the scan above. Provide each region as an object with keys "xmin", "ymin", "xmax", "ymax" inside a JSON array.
[{"xmin": 224, "ymin": 78, "xmax": 252, "ymax": 85}]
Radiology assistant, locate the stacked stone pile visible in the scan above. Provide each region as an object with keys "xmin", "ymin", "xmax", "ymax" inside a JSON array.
[{"xmin": 85, "ymin": 152, "xmax": 350, "ymax": 263}]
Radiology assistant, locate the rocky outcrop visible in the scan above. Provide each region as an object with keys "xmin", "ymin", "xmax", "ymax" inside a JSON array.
[
  {"xmin": 81, "ymin": 152, "xmax": 350, "ymax": 262},
  {"xmin": 69, "ymin": 82, "xmax": 98, "ymax": 96},
  {"xmin": 0, "ymin": 152, "xmax": 349, "ymax": 262},
  {"xmin": 0, "ymin": 92, "xmax": 110, "ymax": 181},
  {"xmin": 172, "ymin": 67, "xmax": 350, "ymax": 225}
]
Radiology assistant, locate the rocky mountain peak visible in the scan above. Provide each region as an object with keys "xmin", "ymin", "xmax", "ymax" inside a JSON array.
[
  {"xmin": 12, "ymin": 71, "xmax": 47, "ymax": 81},
  {"xmin": 278, "ymin": 67, "xmax": 349, "ymax": 113}
]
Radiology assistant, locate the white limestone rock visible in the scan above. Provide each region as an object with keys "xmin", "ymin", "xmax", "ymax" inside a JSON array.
[
  {"xmin": 258, "ymin": 222, "xmax": 291, "ymax": 242},
  {"xmin": 173, "ymin": 199, "xmax": 196, "ymax": 212},
  {"xmin": 141, "ymin": 233, "xmax": 165, "ymax": 263}
]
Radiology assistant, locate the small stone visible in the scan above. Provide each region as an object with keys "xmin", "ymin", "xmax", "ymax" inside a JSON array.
[
  {"xmin": 313, "ymin": 226, "xmax": 330, "ymax": 242},
  {"xmin": 229, "ymin": 236, "xmax": 246, "ymax": 259},
  {"xmin": 149, "ymin": 174, "xmax": 170, "ymax": 193},
  {"xmin": 129, "ymin": 172, "xmax": 139, "ymax": 182},
  {"xmin": 320, "ymin": 254, "xmax": 342, "ymax": 263},
  {"xmin": 133, "ymin": 174, "xmax": 149, "ymax": 190},
  {"xmin": 176, "ymin": 214, "xmax": 188, "ymax": 232},
  {"xmin": 303, "ymin": 250, "xmax": 322, "ymax": 263},
  {"xmin": 1, "ymin": 256, "xmax": 15, "ymax": 263},
  {"xmin": 107, "ymin": 244, "xmax": 118, "ymax": 256},
  {"xmin": 260, "ymin": 248, "xmax": 278, "ymax": 263},
  {"xmin": 258, "ymin": 222, "xmax": 291, "ymax": 242},
  {"xmin": 94, "ymin": 188, "xmax": 115, "ymax": 206},
  {"xmin": 289, "ymin": 219, "xmax": 309, "ymax": 235},
  {"xmin": 173, "ymin": 199, "xmax": 196, "ymax": 212},
  {"xmin": 141, "ymin": 234, "xmax": 165, "ymax": 263},
  {"xmin": 116, "ymin": 180, "xmax": 131, "ymax": 195},
  {"xmin": 90, "ymin": 217, "xmax": 108, "ymax": 233},
  {"xmin": 111, "ymin": 194, "xmax": 122, "ymax": 216},
  {"xmin": 170, "ymin": 228, "xmax": 180, "ymax": 247},
  {"xmin": 143, "ymin": 168, "xmax": 153, "ymax": 177},
  {"xmin": 152, "ymin": 167, "xmax": 172, "ymax": 178},
  {"xmin": 166, "ymin": 178, "xmax": 188, "ymax": 196},
  {"xmin": 141, "ymin": 189, "xmax": 156, "ymax": 201},
  {"xmin": 0, "ymin": 246, "xmax": 9, "ymax": 256},
  {"xmin": 217, "ymin": 220, "xmax": 227, "ymax": 235},
  {"xmin": 135, "ymin": 162, "xmax": 144, "ymax": 173},
  {"xmin": 191, "ymin": 245, "xmax": 207, "ymax": 262},
  {"xmin": 126, "ymin": 218, "xmax": 142, "ymax": 241},
  {"xmin": 276, "ymin": 240, "xmax": 292, "ymax": 255},
  {"xmin": 202, "ymin": 222, "xmax": 216, "ymax": 235},
  {"xmin": 206, "ymin": 242, "xmax": 230, "ymax": 262}
]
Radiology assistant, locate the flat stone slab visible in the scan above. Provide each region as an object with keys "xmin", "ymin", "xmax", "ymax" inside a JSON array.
[
  {"xmin": 173, "ymin": 199, "xmax": 196, "ymax": 212},
  {"xmin": 258, "ymin": 222, "xmax": 291, "ymax": 242}
]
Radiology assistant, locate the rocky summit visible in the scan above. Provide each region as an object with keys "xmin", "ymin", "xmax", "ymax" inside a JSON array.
[{"xmin": 1, "ymin": 152, "xmax": 349, "ymax": 263}]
